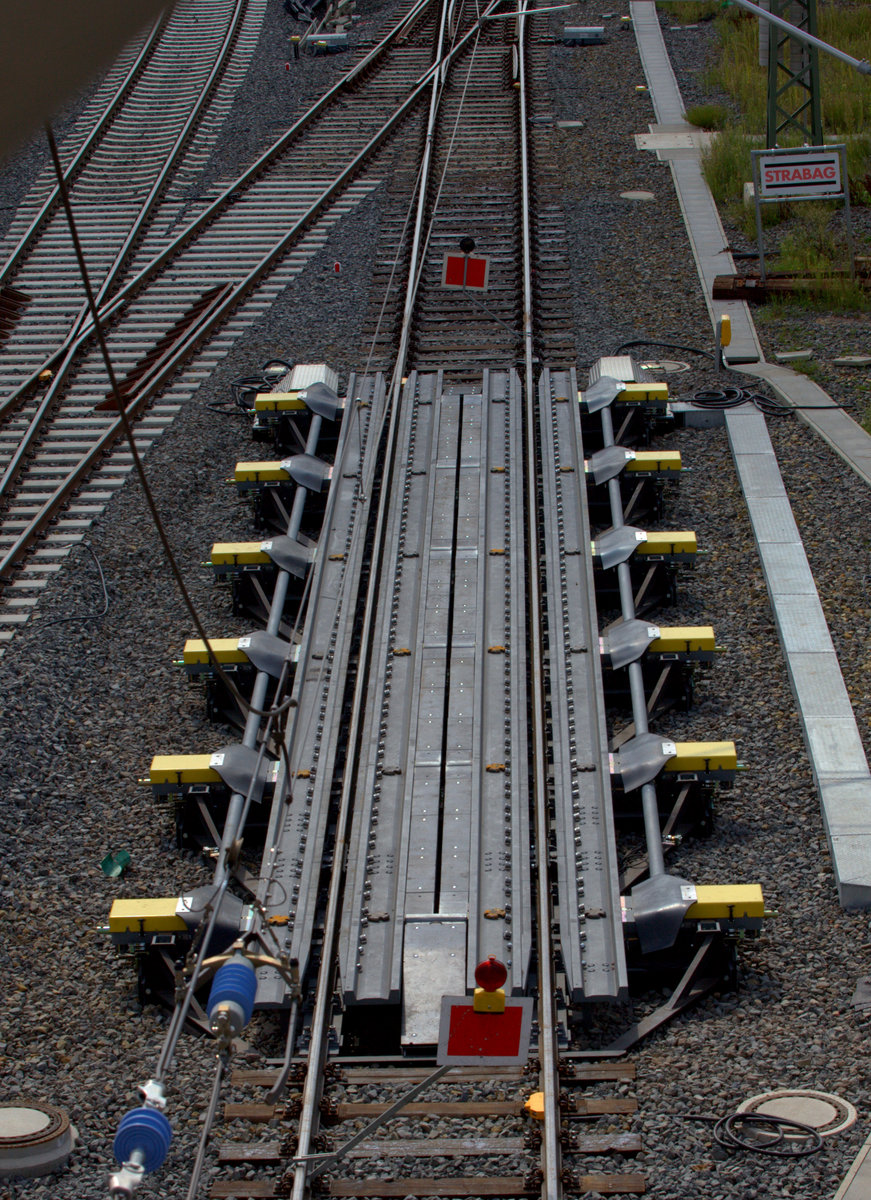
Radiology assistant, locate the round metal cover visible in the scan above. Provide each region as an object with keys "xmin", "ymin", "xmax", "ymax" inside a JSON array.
[
  {"xmin": 0, "ymin": 1101, "xmax": 75, "ymax": 1177},
  {"xmin": 737, "ymin": 1089, "xmax": 857, "ymax": 1138},
  {"xmin": 640, "ymin": 360, "xmax": 691, "ymax": 373}
]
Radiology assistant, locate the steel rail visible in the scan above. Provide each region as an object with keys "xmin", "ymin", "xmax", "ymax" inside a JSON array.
[
  {"xmin": 285, "ymin": 6, "xmax": 509, "ymax": 1196},
  {"xmin": 0, "ymin": 284, "xmax": 233, "ymax": 582},
  {"xmin": 0, "ymin": 13, "xmax": 167, "ymax": 287},
  {"xmin": 516, "ymin": 3, "xmax": 562, "ymax": 1196},
  {"xmin": 0, "ymin": 0, "xmax": 248, "ymax": 505},
  {"xmin": 0, "ymin": 0, "xmax": 438, "ymax": 425},
  {"xmin": 213, "ymin": 410, "xmax": 324, "ymax": 884},
  {"xmin": 600, "ymin": 402, "xmax": 666, "ymax": 878},
  {"xmin": 251, "ymin": 374, "xmax": 386, "ymax": 1011},
  {"xmin": 0, "ymin": 11, "xmax": 488, "ymax": 584},
  {"xmin": 387, "ymin": 0, "xmax": 455, "ymax": 406}
]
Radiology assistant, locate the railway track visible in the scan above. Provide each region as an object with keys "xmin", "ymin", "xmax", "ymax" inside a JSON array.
[
  {"xmin": 14, "ymin": 2, "xmax": 763, "ymax": 1197},
  {"xmin": 0, "ymin": 0, "xmax": 256, "ymax": 378},
  {"xmin": 212, "ymin": 1059, "xmax": 645, "ymax": 1198},
  {"xmin": 0, "ymin": 0, "xmax": 463, "ymax": 649},
  {"xmin": 359, "ymin": 13, "xmax": 575, "ymax": 375}
]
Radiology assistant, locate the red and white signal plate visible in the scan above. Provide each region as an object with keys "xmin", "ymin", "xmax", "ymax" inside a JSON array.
[
  {"xmin": 436, "ymin": 994, "xmax": 533, "ymax": 1066},
  {"xmin": 441, "ymin": 252, "xmax": 490, "ymax": 291}
]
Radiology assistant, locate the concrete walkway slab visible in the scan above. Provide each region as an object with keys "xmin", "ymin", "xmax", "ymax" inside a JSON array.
[{"xmin": 630, "ymin": 0, "xmax": 871, "ymax": 908}]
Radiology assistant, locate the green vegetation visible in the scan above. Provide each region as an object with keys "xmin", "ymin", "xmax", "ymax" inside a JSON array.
[
  {"xmin": 703, "ymin": 4, "xmax": 871, "ymax": 134},
  {"xmin": 685, "ymin": 102, "xmax": 729, "ymax": 130},
  {"xmin": 657, "ymin": 0, "xmax": 722, "ymax": 22},
  {"xmin": 664, "ymin": 0, "xmax": 871, "ymax": 306},
  {"xmin": 691, "ymin": 3, "xmax": 871, "ymax": 203},
  {"xmin": 776, "ymin": 205, "xmax": 871, "ymax": 308},
  {"xmin": 786, "ymin": 356, "xmax": 821, "ymax": 379}
]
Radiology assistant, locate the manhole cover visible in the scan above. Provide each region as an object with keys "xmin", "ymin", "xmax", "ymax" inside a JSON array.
[
  {"xmin": 640, "ymin": 360, "xmax": 691, "ymax": 374},
  {"xmin": 0, "ymin": 1102, "xmax": 76, "ymax": 1177},
  {"xmin": 737, "ymin": 1090, "xmax": 857, "ymax": 1138}
]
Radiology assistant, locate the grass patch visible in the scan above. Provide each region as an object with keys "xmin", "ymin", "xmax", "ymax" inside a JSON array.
[
  {"xmin": 787, "ymin": 357, "xmax": 821, "ymax": 380},
  {"xmin": 700, "ymin": 125, "xmax": 752, "ymax": 203},
  {"xmin": 700, "ymin": 126, "xmax": 786, "ymax": 234},
  {"xmin": 677, "ymin": 2, "xmax": 871, "ymax": 312},
  {"xmin": 686, "ymin": 103, "xmax": 729, "ymax": 130},
  {"xmin": 657, "ymin": 1, "xmax": 722, "ymax": 23},
  {"xmin": 705, "ymin": 3, "xmax": 871, "ymax": 139},
  {"xmin": 777, "ymin": 204, "xmax": 845, "ymax": 274},
  {"xmin": 775, "ymin": 204, "xmax": 870, "ymax": 307}
]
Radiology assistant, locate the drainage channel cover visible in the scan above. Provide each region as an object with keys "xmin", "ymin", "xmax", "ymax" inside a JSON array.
[
  {"xmin": 737, "ymin": 1090, "xmax": 857, "ymax": 1139},
  {"xmin": 0, "ymin": 1102, "xmax": 76, "ymax": 1177}
]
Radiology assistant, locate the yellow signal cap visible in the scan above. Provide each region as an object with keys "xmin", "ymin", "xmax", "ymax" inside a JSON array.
[
  {"xmin": 183, "ymin": 638, "xmax": 248, "ymax": 665},
  {"xmin": 210, "ymin": 542, "xmax": 270, "ymax": 566},
  {"xmin": 473, "ymin": 986, "xmax": 506, "ymax": 1013},
  {"xmin": 253, "ymin": 391, "xmax": 305, "ymax": 411},
  {"xmin": 650, "ymin": 626, "xmax": 715, "ymax": 654},
  {"xmin": 686, "ymin": 884, "xmax": 763, "ymax": 920},
  {"xmin": 234, "ymin": 462, "xmax": 291, "ymax": 483},
  {"xmin": 666, "ymin": 741, "xmax": 737, "ymax": 773},
  {"xmin": 627, "ymin": 450, "xmax": 682, "ymax": 473},
  {"xmin": 108, "ymin": 898, "xmax": 187, "ymax": 934},
  {"xmin": 150, "ymin": 754, "xmax": 220, "ymax": 785},
  {"xmin": 618, "ymin": 381, "xmax": 668, "ymax": 403},
  {"xmin": 637, "ymin": 530, "xmax": 697, "ymax": 556}
]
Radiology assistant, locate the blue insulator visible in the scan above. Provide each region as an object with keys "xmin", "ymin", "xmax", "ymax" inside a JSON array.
[
  {"xmin": 207, "ymin": 956, "xmax": 257, "ymax": 1034},
  {"xmin": 113, "ymin": 1107, "xmax": 172, "ymax": 1172}
]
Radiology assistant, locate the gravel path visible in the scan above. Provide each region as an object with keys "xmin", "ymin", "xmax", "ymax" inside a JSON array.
[{"xmin": 1, "ymin": 4, "xmax": 870, "ymax": 1199}]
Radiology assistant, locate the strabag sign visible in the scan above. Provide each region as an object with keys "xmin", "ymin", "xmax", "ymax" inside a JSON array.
[{"xmin": 758, "ymin": 148, "xmax": 842, "ymax": 199}]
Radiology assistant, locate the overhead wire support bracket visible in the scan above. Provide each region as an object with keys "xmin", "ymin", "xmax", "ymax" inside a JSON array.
[
  {"xmin": 482, "ymin": 4, "xmax": 573, "ymax": 17},
  {"xmin": 671, "ymin": 0, "xmax": 870, "ymax": 76}
]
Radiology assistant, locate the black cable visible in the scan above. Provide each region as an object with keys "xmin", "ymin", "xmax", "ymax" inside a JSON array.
[
  {"xmin": 612, "ymin": 335, "xmax": 847, "ymax": 416},
  {"xmin": 685, "ymin": 384, "xmax": 794, "ymax": 417},
  {"xmin": 225, "ymin": 358, "xmax": 294, "ymax": 414},
  {"xmin": 613, "ymin": 338, "xmax": 715, "ymax": 361},
  {"xmin": 714, "ymin": 1112, "xmax": 823, "ymax": 1157},
  {"xmin": 22, "ymin": 541, "xmax": 111, "ymax": 629},
  {"xmin": 685, "ymin": 1111, "xmax": 824, "ymax": 1157}
]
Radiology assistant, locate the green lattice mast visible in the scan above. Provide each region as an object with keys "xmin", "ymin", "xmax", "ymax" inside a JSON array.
[{"xmin": 764, "ymin": 0, "xmax": 823, "ymax": 146}]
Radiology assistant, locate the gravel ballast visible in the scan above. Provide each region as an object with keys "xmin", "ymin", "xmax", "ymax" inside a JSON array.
[{"xmin": 1, "ymin": 4, "xmax": 871, "ymax": 1199}]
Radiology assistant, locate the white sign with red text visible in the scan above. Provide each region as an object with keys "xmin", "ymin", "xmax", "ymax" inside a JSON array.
[{"xmin": 758, "ymin": 148, "xmax": 842, "ymax": 199}]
